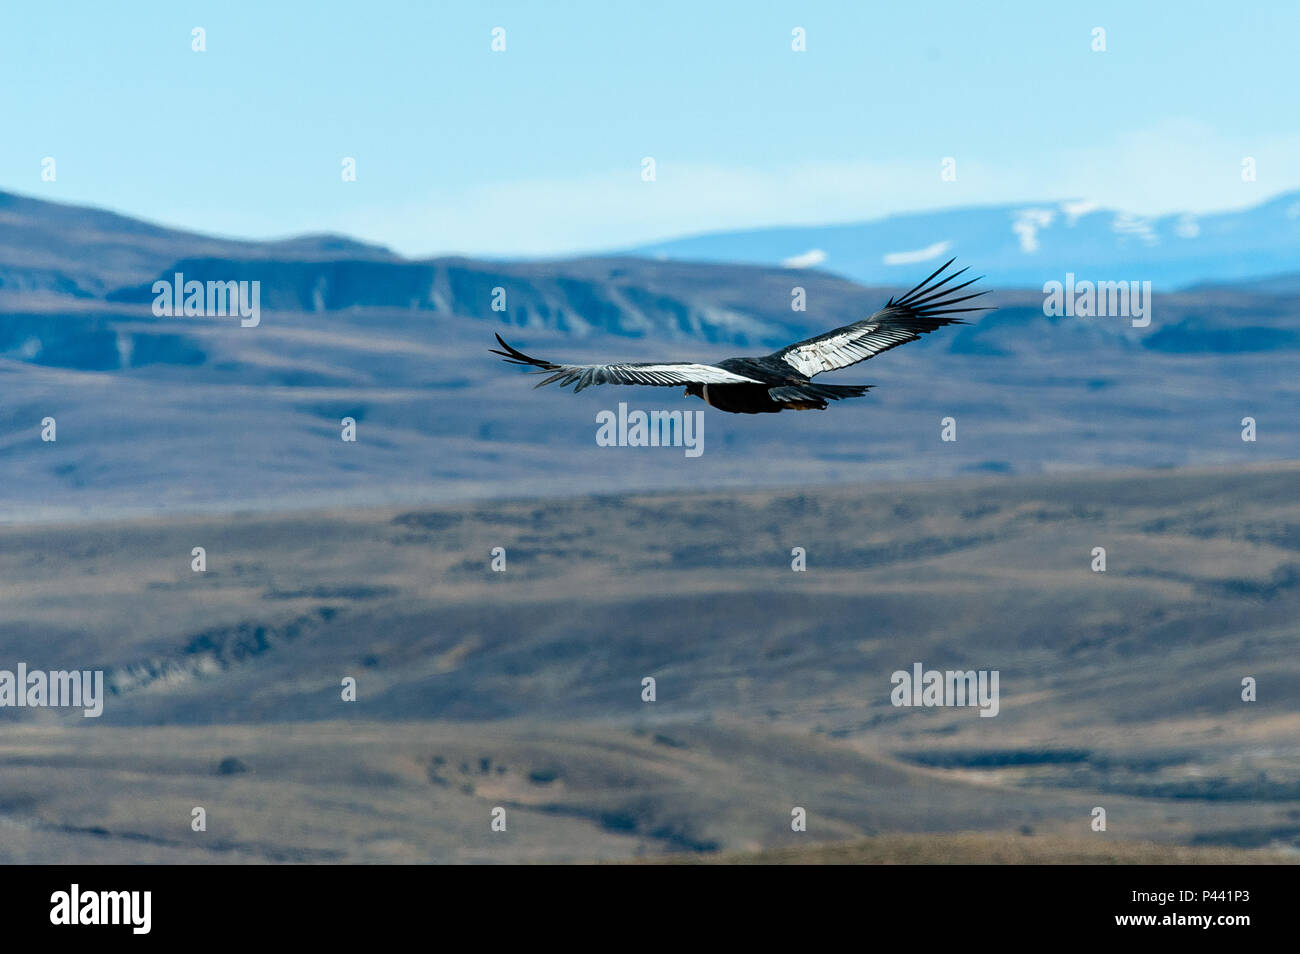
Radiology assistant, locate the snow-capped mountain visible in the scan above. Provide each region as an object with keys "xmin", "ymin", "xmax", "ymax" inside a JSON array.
[{"xmin": 623, "ymin": 191, "xmax": 1300, "ymax": 290}]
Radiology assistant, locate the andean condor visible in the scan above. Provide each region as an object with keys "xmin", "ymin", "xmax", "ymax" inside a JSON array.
[{"xmin": 491, "ymin": 258, "xmax": 989, "ymax": 414}]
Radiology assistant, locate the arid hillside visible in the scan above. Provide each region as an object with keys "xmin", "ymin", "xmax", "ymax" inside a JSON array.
[{"xmin": 2, "ymin": 462, "xmax": 1297, "ymax": 862}]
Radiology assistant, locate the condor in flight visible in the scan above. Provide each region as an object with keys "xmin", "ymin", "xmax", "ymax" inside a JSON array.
[{"xmin": 491, "ymin": 258, "xmax": 988, "ymax": 414}]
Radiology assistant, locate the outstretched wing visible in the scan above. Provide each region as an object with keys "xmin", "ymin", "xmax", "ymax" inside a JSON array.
[
  {"xmin": 771, "ymin": 258, "xmax": 990, "ymax": 377},
  {"xmin": 491, "ymin": 334, "xmax": 764, "ymax": 393}
]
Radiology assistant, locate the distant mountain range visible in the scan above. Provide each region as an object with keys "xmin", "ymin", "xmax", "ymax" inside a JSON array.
[
  {"xmin": 0, "ymin": 189, "xmax": 398, "ymax": 298},
  {"xmin": 6, "ymin": 188, "xmax": 1300, "ymax": 308},
  {"xmin": 624, "ymin": 191, "xmax": 1300, "ymax": 291},
  {"xmin": 2, "ymin": 188, "xmax": 1297, "ymax": 521},
  {"xmin": 3, "ymin": 187, "xmax": 1298, "ymax": 348}
]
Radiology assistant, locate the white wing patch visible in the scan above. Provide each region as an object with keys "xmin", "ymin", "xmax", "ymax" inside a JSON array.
[
  {"xmin": 606, "ymin": 363, "xmax": 763, "ymax": 385},
  {"xmin": 537, "ymin": 361, "xmax": 765, "ymax": 390},
  {"xmin": 780, "ymin": 324, "xmax": 919, "ymax": 376}
]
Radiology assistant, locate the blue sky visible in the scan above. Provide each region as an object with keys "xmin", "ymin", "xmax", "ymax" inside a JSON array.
[{"xmin": 2, "ymin": 1, "xmax": 1297, "ymax": 257}]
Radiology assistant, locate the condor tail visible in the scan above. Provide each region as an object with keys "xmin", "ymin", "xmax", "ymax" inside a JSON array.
[{"xmin": 769, "ymin": 382, "xmax": 872, "ymax": 406}]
